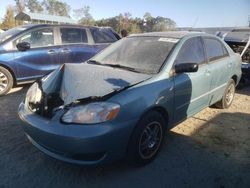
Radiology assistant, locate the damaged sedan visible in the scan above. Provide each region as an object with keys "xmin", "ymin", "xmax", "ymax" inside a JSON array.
[
  {"xmin": 18, "ymin": 32, "xmax": 242, "ymax": 166},
  {"xmin": 223, "ymin": 28, "xmax": 250, "ymax": 84}
]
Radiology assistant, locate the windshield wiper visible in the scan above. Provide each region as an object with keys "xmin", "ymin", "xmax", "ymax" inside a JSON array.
[
  {"xmin": 104, "ymin": 64, "xmax": 142, "ymax": 73},
  {"xmin": 87, "ymin": 59, "xmax": 102, "ymax": 65},
  {"xmin": 87, "ymin": 60, "xmax": 142, "ymax": 73}
]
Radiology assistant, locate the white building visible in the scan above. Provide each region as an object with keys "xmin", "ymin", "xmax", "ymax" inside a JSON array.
[{"xmin": 15, "ymin": 12, "xmax": 77, "ymax": 25}]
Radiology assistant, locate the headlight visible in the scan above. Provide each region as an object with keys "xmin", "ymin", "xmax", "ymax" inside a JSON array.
[
  {"xmin": 61, "ymin": 102, "xmax": 120, "ymax": 124},
  {"xmin": 25, "ymin": 82, "xmax": 42, "ymax": 104}
]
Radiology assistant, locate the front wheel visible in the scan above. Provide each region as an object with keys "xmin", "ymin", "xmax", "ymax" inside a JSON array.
[
  {"xmin": 0, "ymin": 66, "xmax": 13, "ymax": 96},
  {"xmin": 215, "ymin": 79, "xmax": 235, "ymax": 109},
  {"xmin": 127, "ymin": 111, "xmax": 166, "ymax": 166}
]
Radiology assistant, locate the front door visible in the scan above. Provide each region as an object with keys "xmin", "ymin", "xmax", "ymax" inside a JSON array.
[
  {"xmin": 173, "ymin": 37, "xmax": 211, "ymax": 123},
  {"xmin": 13, "ymin": 27, "xmax": 60, "ymax": 82}
]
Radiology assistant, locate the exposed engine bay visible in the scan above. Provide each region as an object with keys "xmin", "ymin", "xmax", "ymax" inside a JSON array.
[
  {"xmin": 227, "ymin": 42, "xmax": 250, "ymax": 63},
  {"xmin": 26, "ymin": 63, "xmax": 151, "ymax": 118},
  {"xmin": 223, "ymin": 28, "xmax": 250, "ymax": 82}
]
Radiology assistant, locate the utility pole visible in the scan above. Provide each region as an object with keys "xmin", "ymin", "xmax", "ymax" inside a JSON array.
[{"xmin": 249, "ymin": 15, "xmax": 250, "ymax": 27}]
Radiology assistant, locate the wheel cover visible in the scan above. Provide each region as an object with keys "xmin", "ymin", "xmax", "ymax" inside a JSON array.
[
  {"xmin": 0, "ymin": 71, "xmax": 8, "ymax": 92},
  {"xmin": 139, "ymin": 121, "xmax": 163, "ymax": 160},
  {"xmin": 225, "ymin": 83, "xmax": 235, "ymax": 106}
]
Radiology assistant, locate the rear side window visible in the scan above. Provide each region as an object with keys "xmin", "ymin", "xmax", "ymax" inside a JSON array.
[
  {"xmin": 60, "ymin": 28, "xmax": 87, "ymax": 44},
  {"xmin": 175, "ymin": 37, "xmax": 205, "ymax": 65},
  {"xmin": 204, "ymin": 38, "xmax": 228, "ymax": 61},
  {"xmin": 90, "ymin": 28, "xmax": 118, "ymax": 43}
]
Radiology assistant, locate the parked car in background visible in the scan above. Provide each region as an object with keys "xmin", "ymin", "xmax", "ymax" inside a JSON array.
[
  {"xmin": 223, "ymin": 28, "xmax": 250, "ymax": 84},
  {"xmin": 0, "ymin": 24, "xmax": 120, "ymax": 95},
  {"xmin": 19, "ymin": 32, "xmax": 242, "ymax": 166}
]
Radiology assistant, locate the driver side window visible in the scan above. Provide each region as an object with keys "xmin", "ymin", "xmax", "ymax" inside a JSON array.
[
  {"xmin": 176, "ymin": 37, "xmax": 205, "ymax": 65},
  {"xmin": 16, "ymin": 28, "xmax": 54, "ymax": 48}
]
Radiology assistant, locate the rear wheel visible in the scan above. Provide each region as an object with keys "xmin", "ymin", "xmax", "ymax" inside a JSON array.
[
  {"xmin": 215, "ymin": 79, "xmax": 235, "ymax": 109},
  {"xmin": 0, "ymin": 66, "xmax": 13, "ymax": 96},
  {"xmin": 127, "ymin": 111, "xmax": 166, "ymax": 166}
]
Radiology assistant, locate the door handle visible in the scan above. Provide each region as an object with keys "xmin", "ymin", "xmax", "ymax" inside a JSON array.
[
  {"xmin": 228, "ymin": 62, "xmax": 233, "ymax": 68},
  {"xmin": 205, "ymin": 69, "xmax": 211, "ymax": 76},
  {"xmin": 48, "ymin": 49, "xmax": 56, "ymax": 55},
  {"xmin": 61, "ymin": 48, "xmax": 71, "ymax": 53}
]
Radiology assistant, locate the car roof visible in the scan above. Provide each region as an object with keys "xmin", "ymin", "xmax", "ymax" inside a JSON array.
[
  {"xmin": 21, "ymin": 24, "xmax": 113, "ymax": 30},
  {"xmin": 129, "ymin": 31, "xmax": 208, "ymax": 39}
]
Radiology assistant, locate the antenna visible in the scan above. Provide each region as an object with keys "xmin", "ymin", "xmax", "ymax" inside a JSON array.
[
  {"xmin": 249, "ymin": 15, "xmax": 250, "ymax": 27},
  {"xmin": 192, "ymin": 17, "xmax": 199, "ymax": 28}
]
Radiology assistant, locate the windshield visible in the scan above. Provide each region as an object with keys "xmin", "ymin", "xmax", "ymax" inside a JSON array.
[
  {"xmin": 0, "ymin": 25, "xmax": 29, "ymax": 43},
  {"xmin": 91, "ymin": 36, "xmax": 176, "ymax": 74}
]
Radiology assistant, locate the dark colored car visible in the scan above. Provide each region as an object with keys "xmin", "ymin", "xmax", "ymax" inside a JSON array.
[
  {"xmin": 223, "ymin": 28, "xmax": 250, "ymax": 83},
  {"xmin": 19, "ymin": 32, "xmax": 241, "ymax": 166},
  {"xmin": 0, "ymin": 24, "xmax": 120, "ymax": 95}
]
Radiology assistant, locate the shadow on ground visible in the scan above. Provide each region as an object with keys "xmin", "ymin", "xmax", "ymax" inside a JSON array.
[{"xmin": 0, "ymin": 85, "xmax": 250, "ymax": 188}]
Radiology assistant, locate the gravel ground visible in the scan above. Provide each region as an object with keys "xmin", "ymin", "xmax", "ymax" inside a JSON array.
[{"xmin": 0, "ymin": 85, "xmax": 250, "ymax": 188}]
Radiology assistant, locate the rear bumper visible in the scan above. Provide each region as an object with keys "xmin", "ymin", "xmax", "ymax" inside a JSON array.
[{"xmin": 18, "ymin": 102, "xmax": 138, "ymax": 165}]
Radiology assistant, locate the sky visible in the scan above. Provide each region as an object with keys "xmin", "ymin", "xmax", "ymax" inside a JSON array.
[{"xmin": 0, "ymin": 0, "xmax": 249, "ymax": 27}]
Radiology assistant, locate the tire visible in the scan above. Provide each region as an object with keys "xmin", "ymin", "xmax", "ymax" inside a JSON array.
[
  {"xmin": 0, "ymin": 66, "xmax": 13, "ymax": 96},
  {"xmin": 215, "ymin": 79, "xmax": 235, "ymax": 109},
  {"xmin": 127, "ymin": 110, "xmax": 166, "ymax": 166}
]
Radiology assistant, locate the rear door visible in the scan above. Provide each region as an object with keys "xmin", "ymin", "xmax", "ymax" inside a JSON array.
[
  {"xmin": 13, "ymin": 27, "xmax": 60, "ymax": 81},
  {"xmin": 58, "ymin": 27, "xmax": 95, "ymax": 64},
  {"xmin": 203, "ymin": 37, "xmax": 232, "ymax": 105},
  {"xmin": 173, "ymin": 37, "xmax": 211, "ymax": 122}
]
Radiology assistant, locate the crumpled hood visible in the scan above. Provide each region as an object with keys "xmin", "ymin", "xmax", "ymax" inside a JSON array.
[
  {"xmin": 42, "ymin": 63, "xmax": 152, "ymax": 105},
  {"xmin": 224, "ymin": 32, "xmax": 250, "ymax": 43}
]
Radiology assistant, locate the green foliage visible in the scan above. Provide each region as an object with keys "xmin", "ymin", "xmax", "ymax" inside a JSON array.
[
  {"xmin": 26, "ymin": 0, "xmax": 44, "ymax": 13},
  {"xmin": 42, "ymin": 0, "xmax": 70, "ymax": 16},
  {"xmin": 14, "ymin": 0, "xmax": 26, "ymax": 13},
  {"xmin": 72, "ymin": 6, "xmax": 176, "ymax": 34},
  {"xmin": 0, "ymin": 6, "xmax": 15, "ymax": 29},
  {"xmin": 95, "ymin": 12, "xmax": 176, "ymax": 34},
  {"xmin": 1, "ymin": 1, "xmax": 176, "ymax": 34},
  {"xmin": 153, "ymin": 16, "xmax": 176, "ymax": 31},
  {"xmin": 74, "ymin": 6, "xmax": 95, "ymax": 26}
]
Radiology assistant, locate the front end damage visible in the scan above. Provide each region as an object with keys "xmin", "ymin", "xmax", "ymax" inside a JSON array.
[
  {"xmin": 25, "ymin": 63, "xmax": 151, "ymax": 119},
  {"xmin": 224, "ymin": 29, "xmax": 250, "ymax": 84},
  {"xmin": 25, "ymin": 65, "xmax": 64, "ymax": 118}
]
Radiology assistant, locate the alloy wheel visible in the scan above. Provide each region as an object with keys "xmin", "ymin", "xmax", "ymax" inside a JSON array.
[
  {"xmin": 139, "ymin": 121, "xmax": 163, "ymax": 160},
  {"xmin": 0, "ymin": 71, "xmax": 8, "ymax": 93},
  {"xmin": 225, "ymin": 83, "xmax": 235, "ymax": 106}
]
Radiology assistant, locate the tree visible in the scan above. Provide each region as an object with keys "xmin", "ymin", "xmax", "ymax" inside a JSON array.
[
  {"xmin": 129, "ymin": 21, "xmax": 141, "ymax": 33},
  {"xmin": 143, "ymin": 12, "xmax": 154, "ymax": 32},
  {"xmin": 120, "ymin": 12, "xmax": 131, "ymax": 31},
  {"xmin": 95, "ymin": 12, "xmax": 143, "ymax": 34},
  {"xmin": 26, "ymin": 0, "xmax": 44, "ymax": 13},
  {"xmin": 42, "ymin": 0, "xmax": 70, "ymax": 16},
  {"xmin": 74, "ymin": 6, "xmax": 94, "ymax": 25},
  {"xmin": 1, "ymin": 6, "xmax": 15, "ymax": 29},
  {"xmin": 153, "ymin": 16, "xmax": 176, "ymax": 31},
  {"xmin": 14, "ymin": 0, "xmax": 26, "ymax": 13},
  {"xmin": 96, "ymin": 16, "xmax": 120, "ymax": 31}
]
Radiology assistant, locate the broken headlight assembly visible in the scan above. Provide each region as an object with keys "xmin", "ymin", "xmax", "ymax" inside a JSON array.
[
  {"xmin": 61, "ymin": 102, "xmax": 120, "ymax": 124},
  {"xmin": 25, "ymin": 82, "xmax": 42, "ymax": 106}
]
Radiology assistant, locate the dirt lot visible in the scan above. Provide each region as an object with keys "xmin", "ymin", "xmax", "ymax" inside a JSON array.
[{"xmin": 0, "ymin": 85, "xmax": 250, "ymax": 188}]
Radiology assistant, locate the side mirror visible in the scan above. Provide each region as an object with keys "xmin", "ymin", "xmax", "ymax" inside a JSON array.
[
  {"xmin": 16, "ymin": 42, "xmax": 31, "ymax": 51},
  {"xmin": 175, "ymin": 63, "xmax": 199, "ymax": 73}
]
